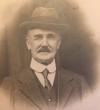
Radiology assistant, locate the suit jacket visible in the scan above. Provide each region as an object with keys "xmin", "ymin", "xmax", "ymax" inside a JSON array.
[{"xmin": 0, "ymin": 67, "xmax": 89, "ymax": 110}]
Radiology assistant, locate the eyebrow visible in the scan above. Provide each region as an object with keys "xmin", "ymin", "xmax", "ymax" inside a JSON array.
[{"xmin": 34, "ymin": 34, "xmax": 43, "ymax": 36}]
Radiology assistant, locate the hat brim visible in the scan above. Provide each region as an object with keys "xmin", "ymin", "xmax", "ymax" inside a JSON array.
[{"xmin": 20, "ymin": 21, "xmax": 69, "ymax": 33}]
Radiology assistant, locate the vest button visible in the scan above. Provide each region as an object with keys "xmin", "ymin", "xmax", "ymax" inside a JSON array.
[{"xmin": 48, "ymin": 98, "xmax": 52, "ymax": 102}]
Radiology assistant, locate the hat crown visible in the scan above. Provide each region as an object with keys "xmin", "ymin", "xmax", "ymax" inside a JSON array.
[
  {"xmin": 20, "ymin": 6, "xmax": 68, "ymax": 32},
  {"xmin": 31, "ymin": 7, "xmax": 58, "ymax": 19}
]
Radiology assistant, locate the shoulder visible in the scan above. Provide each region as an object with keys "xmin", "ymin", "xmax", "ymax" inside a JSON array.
[
  {"xmin": 0, "ymin": 68, "xmax": 31, "ymax": 89},
  {"xmin": 0, "ymin": 76, "xmax": 14, "ymax": 103},
  {"xmin": 59, "ymin": 67, "xmax": 86, "ymax": 81},
  {"xmin": 59, "ymin": 67, "xmax": 91, "ymax": 95},
  {"xmin": 0, "ymin": 76, "xmax": 13, "ymax": 90}
]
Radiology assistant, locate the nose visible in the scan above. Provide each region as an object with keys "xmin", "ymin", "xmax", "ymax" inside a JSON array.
[{"xmin": 41, "ymin": 37, "xmax": 48, "ymax": 47}]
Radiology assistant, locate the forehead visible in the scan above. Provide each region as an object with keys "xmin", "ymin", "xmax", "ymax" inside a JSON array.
[{"xmin": 27, "ymin": 28, "xmax": 60, "ymax": 36}]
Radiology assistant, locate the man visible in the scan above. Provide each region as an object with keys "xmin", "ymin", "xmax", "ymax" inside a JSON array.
[{"xmin": 0, "ymin": 6, "xmax": 90, "ymax": 110}]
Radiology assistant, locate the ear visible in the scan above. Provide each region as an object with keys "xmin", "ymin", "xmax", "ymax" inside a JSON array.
[
  {"xmin": 26, "ymin": 40, "xmax": 31, "ymax": 50},
  {"xmin": 57, "ymin": 40, "xmax": 61, "ymax": 50}
]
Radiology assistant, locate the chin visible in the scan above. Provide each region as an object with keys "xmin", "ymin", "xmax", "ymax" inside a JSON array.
[
  {"xmin": 35, "ymin": 53, "xmax": 55, "ymax": 64},
  {"xmin": 38, "ymin": 57, "xmax": 54, "ymax": 65},
  {"xmin": 38, "ymin": 54, "xmax": 53, "ymax": 60}
]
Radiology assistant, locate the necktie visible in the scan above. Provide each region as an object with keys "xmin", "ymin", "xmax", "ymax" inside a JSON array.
[{"xmin": 42, "ymin": 68, "xmax": 52, "ymax": 89}]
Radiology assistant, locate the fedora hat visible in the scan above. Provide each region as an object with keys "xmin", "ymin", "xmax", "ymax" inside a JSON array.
[{"xmin": 20, "ymin": 7, "xmax": 68, "ymax": 32}]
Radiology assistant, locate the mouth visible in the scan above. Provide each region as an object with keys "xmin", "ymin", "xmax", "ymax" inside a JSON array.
[
  {"xmin": 38, "ymin": 51, "xmax": 50, "ymax": 54},
  {"xmin": 37, "ymin": 50, "xmax": 51, "ymax": 54},
  {"xmin": 38, "ymin": 48, "xmax": 51, "ymax": 53},
  {"xmin": 37, "ymin": 52, "xmax": 51, "ymax": 57}
]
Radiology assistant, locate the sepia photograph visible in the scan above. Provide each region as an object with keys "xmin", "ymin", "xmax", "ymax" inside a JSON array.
[{"xmin": 0, "ymin": 0, "xmax": 100, "ymax": 110}]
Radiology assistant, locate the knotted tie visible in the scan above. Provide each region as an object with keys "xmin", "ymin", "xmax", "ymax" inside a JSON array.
[{"xmin": 42, "ymin": 68, "xmax": 52, "ymax": 89}]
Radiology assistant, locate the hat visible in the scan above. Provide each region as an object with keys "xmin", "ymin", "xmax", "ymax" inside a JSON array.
[{"xmin": 20, "ymin": 7, "xmax": 68, "ymax": 32}]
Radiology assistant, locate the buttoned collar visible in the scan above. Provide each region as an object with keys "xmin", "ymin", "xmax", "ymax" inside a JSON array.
[{"xmin": 30, "ymin": 58, "xmax": 56, "ymax": 73}]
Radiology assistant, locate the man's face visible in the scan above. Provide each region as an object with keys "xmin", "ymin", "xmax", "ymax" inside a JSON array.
[{"xmin": 26, "ymin": 28, "xmax": 61, "ymax": 64}]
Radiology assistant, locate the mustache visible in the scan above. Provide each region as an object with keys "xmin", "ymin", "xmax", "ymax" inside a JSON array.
[{"xmin": 37, "ymin": 46, "xmax": 51, "ymax": 52}]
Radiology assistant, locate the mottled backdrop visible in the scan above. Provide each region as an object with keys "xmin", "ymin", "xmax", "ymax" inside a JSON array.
[{"xmin": 0, "ymin": 0, "xmax": 100, "ymax": 110}]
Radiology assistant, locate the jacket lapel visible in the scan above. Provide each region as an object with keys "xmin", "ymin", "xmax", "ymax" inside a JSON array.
[
  {"xmin": 57, "ymin": 69, "xmax": 77, "ymax": 108},
  {"xmin": 16, "ymin": 68, "xmax": 47, "ymax": 109}
]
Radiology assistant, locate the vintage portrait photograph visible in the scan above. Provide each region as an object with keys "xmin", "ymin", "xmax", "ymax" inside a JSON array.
[{"xmin": 0, "ymin": 0, "xmax": 100, "ymax": 110}]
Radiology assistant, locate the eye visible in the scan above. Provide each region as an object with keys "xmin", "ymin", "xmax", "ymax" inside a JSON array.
[
  {"xmin": 47, "ymin": 33, "xmax": 57, "ymax": 39},
  {"xmin": 33, "ymin": 34, "xmax": 43, "ymax": 40}
]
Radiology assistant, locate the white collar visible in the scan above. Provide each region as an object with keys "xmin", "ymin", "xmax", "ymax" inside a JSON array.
[{"xmin": 30, "ymin": 58, "xmax": 56, "ymax": 73}]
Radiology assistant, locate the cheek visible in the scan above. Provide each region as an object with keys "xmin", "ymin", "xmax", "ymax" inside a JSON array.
[
  {"xmin": 52, "ymin": 40, "xmax": 60, "ymax": 48},
  {"xmin": 29, "ymin": 40, "xmax": 36, "ymax": 48},
  {"xmin": 49, "ymin": 42, "xmax": 60, "ymax": 51}
]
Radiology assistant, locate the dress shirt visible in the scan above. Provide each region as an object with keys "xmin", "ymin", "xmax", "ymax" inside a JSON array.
[{"xmin": 30, "ymin": 58, "xmax": 56, "ymax": 87}]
